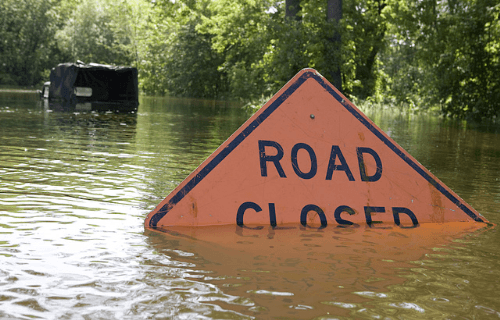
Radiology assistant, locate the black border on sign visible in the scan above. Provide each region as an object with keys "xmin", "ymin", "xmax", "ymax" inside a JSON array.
[{"xmin": 149, "ymin": 70, "xmax": 485, "ymax": 227}]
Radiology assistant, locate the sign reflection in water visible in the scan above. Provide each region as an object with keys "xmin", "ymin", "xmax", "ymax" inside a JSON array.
[{"xmin": 0, "ymin": 91, "xmax": 499, "ymax": 319}]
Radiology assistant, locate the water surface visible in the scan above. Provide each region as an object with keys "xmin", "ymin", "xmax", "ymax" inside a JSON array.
[{"xmin": 1, "ymin": 92, "xmax": 499, "ymax": 319}]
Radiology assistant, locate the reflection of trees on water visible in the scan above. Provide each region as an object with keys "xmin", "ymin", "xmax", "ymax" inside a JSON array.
[{"xmin": 135, "ymin": 97, "xmax": 251, "ymax": 210}]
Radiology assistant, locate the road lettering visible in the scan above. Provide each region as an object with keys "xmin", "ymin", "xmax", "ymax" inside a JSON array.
[
  {"xmin": 258, "ymin": 140, "xmax": 383, "ymax": 182},
  {"xmin": 236, "ymin": 201, "xmax": 419, "ymax": 229}
]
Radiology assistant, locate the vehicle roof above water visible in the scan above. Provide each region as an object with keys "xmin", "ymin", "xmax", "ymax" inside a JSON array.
[
  {"xmin": 48, "ymin": 62, "xmax": 139, "ymax": 104},
  {"xmin": 56, "ymin": 62, "xmax": 137, "ymax": 71}
]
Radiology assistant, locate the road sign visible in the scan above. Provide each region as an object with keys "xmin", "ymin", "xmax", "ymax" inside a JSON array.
[{"xmin": 144, "ymin": 69, "xmax": 489, "ymax": 230}]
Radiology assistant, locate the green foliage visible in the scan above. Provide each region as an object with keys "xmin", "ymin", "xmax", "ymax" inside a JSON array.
[
  {"xmin": 381, "ymin": 0, "xmax": 500, "ymax": 119},
  {"xmin": 342, "ymin": 0, "xmax": 389, "ymax": 99},
  {"xmin": 199, "ymin": 0, "xmax": 342, "ymax": 101},
  {"xmin": 434, "ymin": 0, "xmax": 500, "ymax": 120},
  {"xmin": 136, "ymin": 0, "xmax": 227, "ymax": 98},
  {"xmin": 55, "ymin": 0, "xmax": 137, "ymax": 65},
  {"xmin": 0, "ymin": 0, "xmax": 60, "ymax": 86},
  {"xmin": 198, "ymin": 0, "xmax": 391, "ymax": 102},
  {"xmin": 198, "ymin": 0, "xmax": 275, "ymax": 100},
  {"xmin": 1, "ymin": 0, "xmax": 498, "ymax": 119}
]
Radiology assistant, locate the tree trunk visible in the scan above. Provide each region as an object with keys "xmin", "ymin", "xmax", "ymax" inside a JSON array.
[{"xmin": 327, "ymin": 0, "xmax": 343, "ymax": 92}]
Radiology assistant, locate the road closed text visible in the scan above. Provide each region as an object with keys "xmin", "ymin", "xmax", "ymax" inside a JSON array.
[{"xmin": 235, "ymin": 140, "xmax": 419, "ymax": 229}]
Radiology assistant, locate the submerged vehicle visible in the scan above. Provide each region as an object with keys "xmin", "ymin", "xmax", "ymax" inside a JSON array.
[{"xmin": 41, "ymin": 61, "xmax": 139, "ymax": 111}]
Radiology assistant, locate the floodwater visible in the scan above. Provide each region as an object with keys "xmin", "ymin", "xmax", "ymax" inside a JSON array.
[{"xmin": 1, "ymin": 92, "xmax": 499, "ymax": 319}]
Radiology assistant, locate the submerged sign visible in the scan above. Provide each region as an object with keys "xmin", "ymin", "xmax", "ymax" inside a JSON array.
[{"xmin": 145, "ymin": 69, "xmax": 489, "ymax": 230}]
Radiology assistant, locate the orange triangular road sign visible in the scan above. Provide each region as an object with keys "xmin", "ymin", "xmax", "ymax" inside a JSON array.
[{"xmin": 145, "ymin": 69, "xmax": 489, "ymax": 229}]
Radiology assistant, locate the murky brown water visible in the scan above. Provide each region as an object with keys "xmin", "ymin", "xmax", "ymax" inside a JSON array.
[{"xmin": 1, "ymin": 92, "xmax": 499, "ymax": 319}]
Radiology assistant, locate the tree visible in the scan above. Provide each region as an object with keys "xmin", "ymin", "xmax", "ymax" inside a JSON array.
[
  {"xmin": 382, "ymin": 0, "xmax": 500, "ymax": 119},
  {"xmin": 3, "ymin": 0, "xmax": 495, "ymax": 120},
  {"xmin": 55, "ymin": 0, "xmax": 135, "ymax": 65},
  {"xmin": 0, "ymin": 0, "xmax": 61, "ymax": 86},
  {"xmin": 199, "ymin": 0, "xmax": 395, "ymax": 101},
  {"xmin": 433, "ymin": 0, "xmax": 500, "ymax": 119},
  {"xmin": 135, "ymin": 0, "xmax": 228, "ymax": 98},
  {"xmin": 198, "ymin": 0, "xmax": 277, "ymax": 100},
  {"xmin": 340, "ymin": 0, "xmax": 390, "ymax": 99},
  {"xmin": 327, "ymin": 0, "xmax": 343, "ymax": 91}
]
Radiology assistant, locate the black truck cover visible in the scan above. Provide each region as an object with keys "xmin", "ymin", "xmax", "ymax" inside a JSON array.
[{"xmin": 48, "ymin": 62, "xmax": 139, "ymax": 105}]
